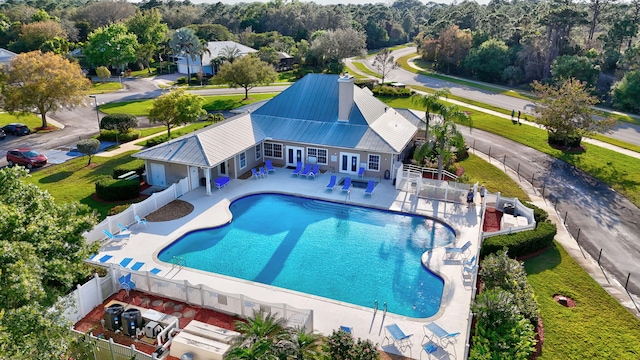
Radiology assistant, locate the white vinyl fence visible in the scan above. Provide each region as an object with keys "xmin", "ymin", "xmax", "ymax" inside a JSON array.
[
  {"xmin": 395, "ymin": 163, "xmax": 471, "ymax": 203},
  {"xmin": 110, "ymin": 265, "xmax": 314, "ymax": 331},
  {"xmin": 84, "ymin": 178, "xmax": 188, "ymax": 243},
  {"xmin": 70, "ymin": 330, "xmax": 156, "ymax": 360},
  {"xmin": 481, "ymin": 192, "xmax": 536, "ymax": 238}
]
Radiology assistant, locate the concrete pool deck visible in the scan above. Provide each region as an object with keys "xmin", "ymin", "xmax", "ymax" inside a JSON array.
[{"xmin": 92, "ymin": 168, "xmax": 482, "ymax": 360}]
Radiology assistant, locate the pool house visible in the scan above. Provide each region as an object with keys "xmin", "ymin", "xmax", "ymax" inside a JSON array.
[{"xmin": 133, "ymin": 73, "xmax": 424, "ymax": 195}]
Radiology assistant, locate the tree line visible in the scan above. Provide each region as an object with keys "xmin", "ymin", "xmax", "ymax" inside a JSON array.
[{"xmin": 0, "ymin": 0, "xmax": 638, "ymax": 112}]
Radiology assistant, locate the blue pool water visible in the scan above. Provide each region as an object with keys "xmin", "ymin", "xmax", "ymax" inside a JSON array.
[{"xmin": 158, "ymin": 193, "xmax": 456, "ymax": 318}]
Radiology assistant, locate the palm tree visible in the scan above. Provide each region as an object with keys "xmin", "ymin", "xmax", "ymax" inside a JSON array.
[
  {"xmin": 430, "ymin": 104, "xmax": 472, "ymax": 180},
  {"xmin": 170, "ymin": 27, "xmax": 201, "ymax": 85},
  {"xmin": 197, "ymin": 40, "xmax": 212, "ymax": 85},
  {"xmin": 283, "ymin": 328, "xmax": 324, "ymax": 360},
  {"xmin": 411, "ymin": 89, "xmax": 451, "ymax": 141},
  {"xmin": 233, "ymin": 310, "xmax": 289, "ymax": 348},
  {"xmin": 219, "ymin": 45, "xmax": 242, "ymax": 64},
  {"xmin": 227, "ymin": 339, "xmax": 277, "ymax": 360}
]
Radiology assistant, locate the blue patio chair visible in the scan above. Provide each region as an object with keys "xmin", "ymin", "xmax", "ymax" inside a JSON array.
[
  {"xmin": 251, "ymin": 167, "xmax": 262, "ymax": 179},
  {"xmin": 340, "ymin": 326, "xmax": 353, "ymax": 335},
  {"xmin": 342, "ymin": 177, "xmax": 352, "ymax": 192},
  {"xmin": 421, "ymin": 340, "xmax": 448, "ymax": 360},
  {"xmin": 357, "ymin": 167, "xmax": 365, "ymax": 178},
  {"xmin": 215, "ymin": 176, "xmax": 230, "ymax": 189},
  {"xmin": 326, "ymin": 175, "xmax": 337, "ymax": 190},
  {"xmin": 308, "ymin": 164, "xmax": 320, "ymax": 179},
  {"xmin": 131, "ymin": 262, "xmax": 145, "ymax": 271},
  {"xmin": 265, "ymin": 159, "xmax": 276, "ymax": 173},
  {"xmin": 291, "ymin": 162, "xmax": 303, "ymax": 176},
  {"xmin": 150, "ymin": 268, "xmax": 162, "ymax": 275},
  {"xmin": 462, "ymin": 264, "xmax": 477, "ymax": 282},
  {"xmin": 364, "ymin": 180, "xmax": 375, "ymax": 196},
  {"xmin": 259, "ymin": 166, "xmax": 269, "ymax": 177},
  {"xmin": 119, "ymin": 257, "xmax": 133, "ymax": 268},
  {"xmin": 117, "ymin": 222, "xmax": 129, "ymax": 232},
  {"xmin": 423, "ymin": 322, "xmax": 460, "ymax": 349},
  {"xmin": 98, "ymin": 254, "xmax": 112, "ymax": 263},
  {"xmin": 463, "ymin": 256, "xmax": 476, "ymax": 267},
  {"xmin": 103, "ymin": 229, "xmax": 130, "ymax": 240},
  {"xmin": 118, "ymin": 273, "xmax": 136, "ymax": 296},
  {"xmin": 299, "ymin": 163, "xmax": 312, "ymax": 177},
  {"xmin": 444, "ymin": 240, "xmax": 472, "ymax": 260},
  {"xmin": 135, "ymin": 215, "xmax": 147, "ymax": 227},
  {"xmin": 383, "ymin": 324, "xmax": 413, "ymax": 353}
]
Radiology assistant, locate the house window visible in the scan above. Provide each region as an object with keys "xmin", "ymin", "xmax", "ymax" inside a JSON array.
[
  {"xmin": 255, "ymin": 143, "xmax": 262, "ymax": 160},
  {"xmin": 264, "ymin": 142, "xmax": 283, "ymax": 159},
  {"xmin": 368, "ymin": 154, "xmax": 380, "ymax": 171},
  {"xmin": 239, "ymin": 152, "xmax": 246, "ymax": 169},
  {"xmin": 306, "ymin": 147, "xmax": 328, "ymax": 165}
]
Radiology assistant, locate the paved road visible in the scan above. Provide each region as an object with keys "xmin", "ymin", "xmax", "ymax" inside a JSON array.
[
  {"xmin": 360, "ymin": 47, "xmax": 640, "ymax": 147},
  {"xmin": 0, "ymin": 78, "xmax": 289, "ymax": 167}
]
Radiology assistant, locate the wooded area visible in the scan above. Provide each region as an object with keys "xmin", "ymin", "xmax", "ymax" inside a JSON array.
[{"xmin": 0, "ymin": 0, "xmax": 638, "ymax": 110}]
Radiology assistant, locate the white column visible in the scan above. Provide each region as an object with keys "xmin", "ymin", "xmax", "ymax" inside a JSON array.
[{"xmin": 205, "ymin": 167, "xmax": 211, "ymax": 195}]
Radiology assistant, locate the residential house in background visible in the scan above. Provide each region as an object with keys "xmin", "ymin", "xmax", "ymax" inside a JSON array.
[
  {"xmin": 276, "ymin": 52, "xmax": 294, "ymax": 72},
  {"xmin": 0, "ymin": 48, "xmax": 17, "ymax": 68},
  {"xmin": 175, "ymin": 41, "xmax": 257, "ymax": 76},
  {"xmin": 133, "ymin": 74, "xmax": 423, "ymax": 195}
]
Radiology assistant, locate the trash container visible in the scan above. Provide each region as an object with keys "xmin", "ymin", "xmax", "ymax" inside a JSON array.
[{"xmin": 503, "ymin": 202, "xmax": 515, "ymax": 215}]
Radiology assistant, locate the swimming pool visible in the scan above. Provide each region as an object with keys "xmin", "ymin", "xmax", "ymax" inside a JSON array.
[{"xmin": 158, "ymin": 193, "xmax": 456, "ymax": 318}]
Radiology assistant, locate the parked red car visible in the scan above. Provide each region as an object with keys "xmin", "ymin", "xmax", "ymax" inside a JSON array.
[{"xmin": 6, "ymin": 148, "xmax": 48, "ymax": 169}]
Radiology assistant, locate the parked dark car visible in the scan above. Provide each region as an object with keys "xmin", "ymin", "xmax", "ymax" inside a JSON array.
[
  {"xmin": 0, "ymin": 128, "xmax": 6, "ymax": 140},
  {"xmin": 2, "ymin": 123, "xmax": 31, "ymax": 136},
  {"xmin": 6, "ymin": 148, "xmax": 48, "ymax": 169}
]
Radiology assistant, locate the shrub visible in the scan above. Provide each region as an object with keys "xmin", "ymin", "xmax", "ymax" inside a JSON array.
[
  {"xmin": 176, "ymin": 76, "xmax": 187, "ymax": 84},
  {"xmin": 522, "ymin": 201, "xmax": 548, "ymax": 223},
  {"xmin": 481, "ymin": 221, "xmax": 556, "ymax": 258},
  {"xmin": 113, "ymin": 160, "xmax": 145, "ymax": 179},
  {"xmin": 471, "ymin": 289, "xmax": 536, "ymax": 360},
  {"xmin": 355, "ymin": 79, "xmax": 379, "ymax": 90},
  {"xmin": 145, "ymin": 135, "xmax": 170, "ymax": 147},
  {"xmin": 99, "ymin": 129, "xmax": 141, "ymax": 143},
  {"xmin": 325, "ymin": 329, "xmax": 379, "ymax": 360},
  {"xmin": 108, "ymin": 204, "xmax": 131, "ymax": 216},
  {"xmin": 100, "ymin": 113, "xmax": 138, "ymax": 133},
  {"xmin": 371, "ymin": 85, "xmax": 413, "ymax": 97},
  {"xmin": 95, "ymin": 176, "xmax": 140, "ymax": 201},
  {"xmin": 479, "ymin": 250, "xmax": 539, "ymax": 324}
]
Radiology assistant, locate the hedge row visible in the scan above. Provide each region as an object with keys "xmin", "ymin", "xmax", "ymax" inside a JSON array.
[
  {"xmin": 371, "ymin": 85, "xmax": 413, "ymax": 97},
  {"xmin": 481, "ymin": 221, "xmax": 556, "ymax": 258},
  {"xmin": 100, "ymin": 129, "xmax": 141, "ymax": 143},
  {"xmin": 113, "ymin": 160, "xmax": 146, "ymax": 179},
  {"xmin": 95, "ymin": 177, "xmax": 140, "ymax": 201}
]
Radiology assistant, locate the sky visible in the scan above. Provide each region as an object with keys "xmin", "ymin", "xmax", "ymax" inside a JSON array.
[{"xmin": 189, "ymin": 0, "xmax": 478, "ymax": 6}]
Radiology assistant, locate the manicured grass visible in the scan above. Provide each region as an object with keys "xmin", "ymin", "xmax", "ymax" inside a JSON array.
[
  {"xmin": 0, "ymin": 112, "xmax": 43, "ymax": 129},
  {"xmin": 365, "ymin": 44, "xmax": 410, "ymax": 57},
  {"xmin": 379, "ymin": 96, "xmax": 640, "ymax": 207},
  {"xmin": 138, "ymin": 126, "xmax": 167, "ymax": 138},
  {"xmin": 100, "ymin": 93, "xmax": 278, "ymax": 116},
  {"xmin": 351, "ymin": 61, "xmax": 381, "ymax": 78},
  {"xmin": 458, "ymin": 153, "xmax": 529, "ymax": 201},
  {"xmin": 134, "ymin": 122, "xmax": 212, "ymax": 146},
  {"xmin": 525, "ymin": 243, "xmax": 640, "ymax": 359},
  {"xmin": 590, "ymin": 133, "xmax": 640, "ymax": 153},
  {"xmin": 25, "ymin": 151, "xmax": 142, "ymax": 219},
  {"xmin": 90, "ymin": 82, "xmax": 123, "ymax": 94}
]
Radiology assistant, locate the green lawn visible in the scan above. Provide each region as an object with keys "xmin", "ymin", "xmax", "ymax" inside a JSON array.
[
  {"xmin": 379, "ymin": 96, "xmax": 640, "ymax": 207},
  {"xmin": 134, "ymin": 122, "xmax": 212, "ymax": 146},
  {"xmin": 90, "ymin": 82, "xmax": 123, "ymax": 94},
  {"xmin": 458, "ymin": 153, "xmax": 529, "ymax": 201},
  {"xmin": 0, "ymin": 112, "xmax": 46, "ymax": 129},
  {"xmin": 100, "ymin": 93, "xmax": 278, "ymax": 116},
  {"xmin": 351, "ymin": 61, "xmax": 381, "ymax": 78},
  {"xmin": 25, "ymin": 151, "xmax": 142, "ymax": 219},
  {"xmin": 525, "ymin": 243, "xmax": 640, "ymax": 359}
]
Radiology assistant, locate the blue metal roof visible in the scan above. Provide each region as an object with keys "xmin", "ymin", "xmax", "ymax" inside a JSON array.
[{"xmin": 253, "ymin": 74, "xmax": 368, "ymax": 125}]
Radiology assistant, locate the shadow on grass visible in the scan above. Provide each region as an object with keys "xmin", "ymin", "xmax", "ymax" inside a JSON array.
[
  {"xmin": 204, "ymin": 99, "xmax": 243, "ymax": 111},
  {"xmin": 523, "ymin": 243, "xmax": 562, "ymax": 275},
  {"xmin": 39, "ymin": 170, "xmax": 75, "ymax": 183}
]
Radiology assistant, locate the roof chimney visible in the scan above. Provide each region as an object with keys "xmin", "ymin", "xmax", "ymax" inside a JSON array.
[{"xmin": 338, "ymin": 74, "xmax": 354, "ymax": 122}]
